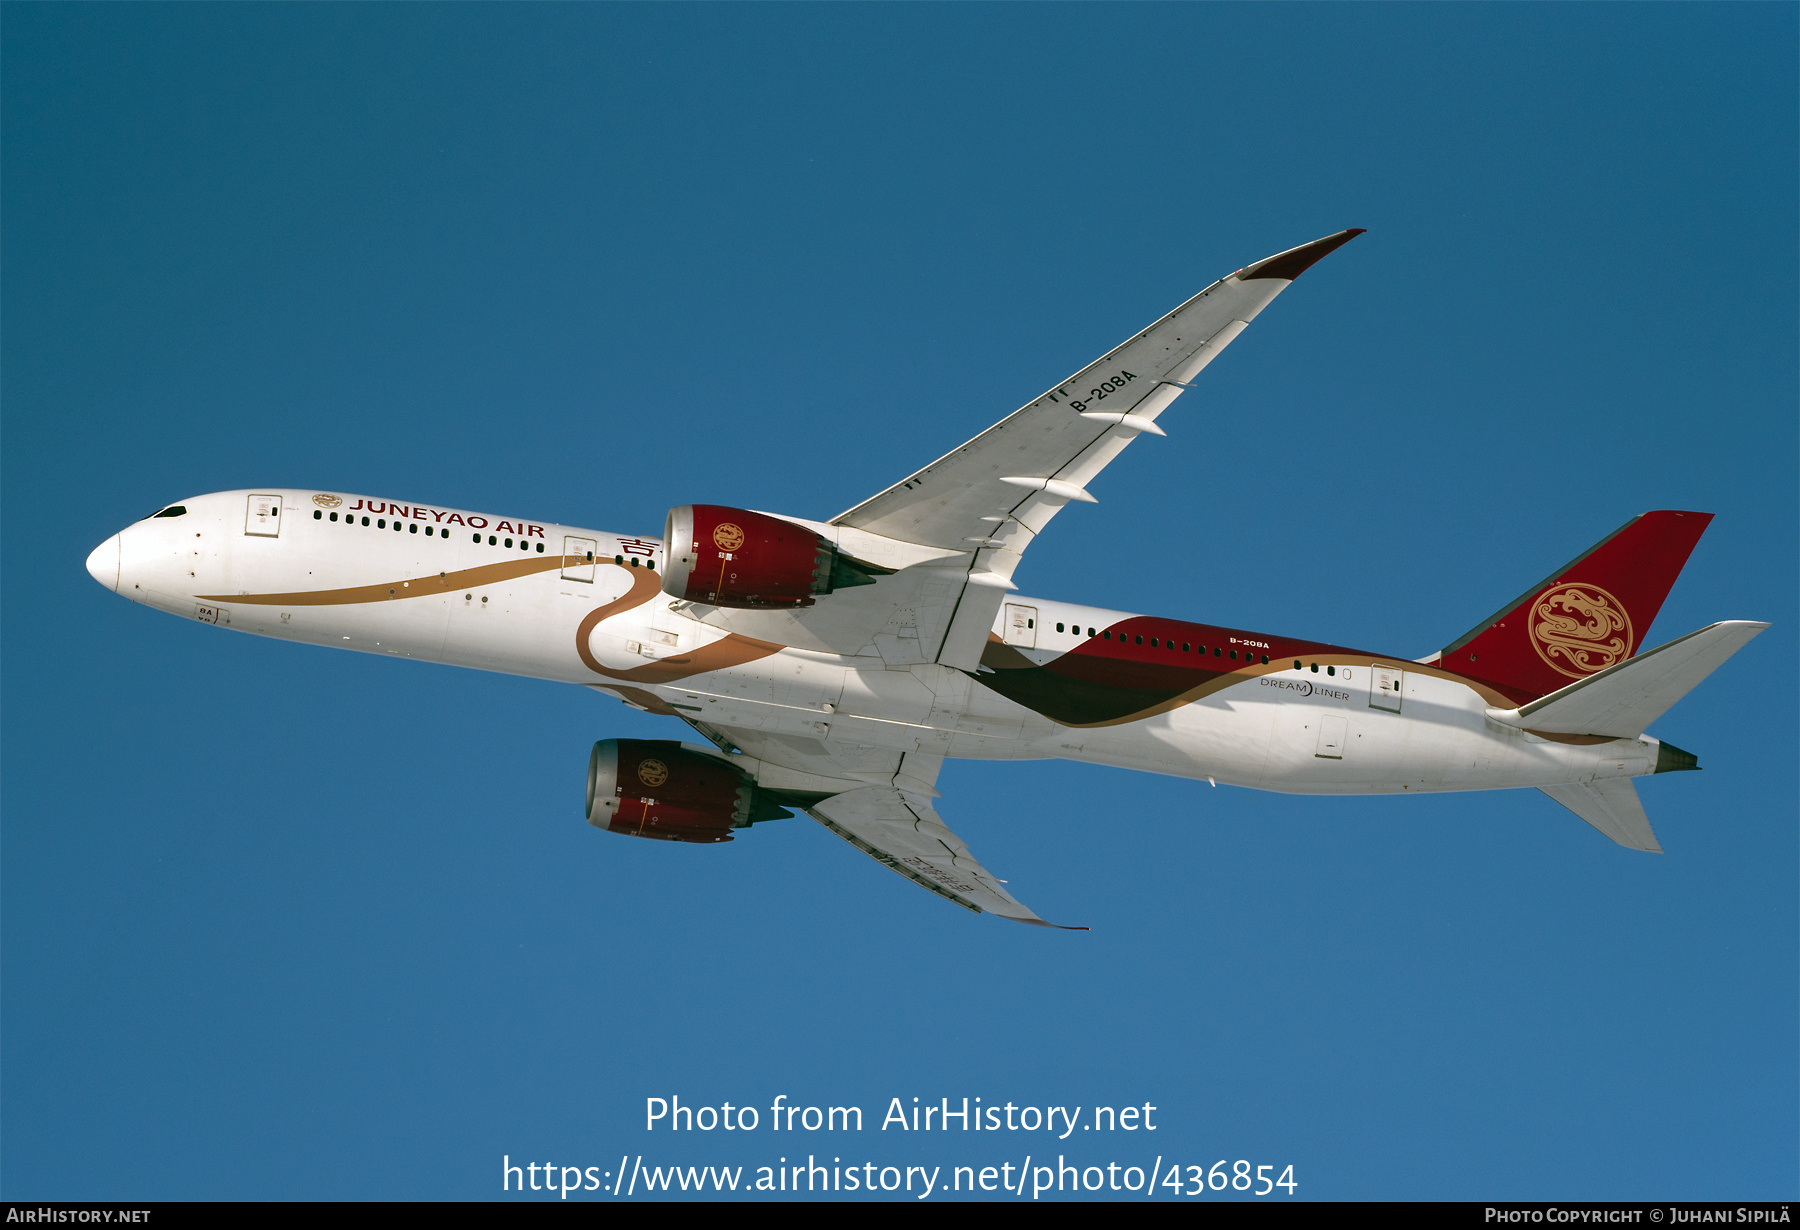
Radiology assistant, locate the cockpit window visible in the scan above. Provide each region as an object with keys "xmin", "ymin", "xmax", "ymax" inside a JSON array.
[{"xmin": 144, "ymin": 505, "xmax": 188, "ymax": 520}]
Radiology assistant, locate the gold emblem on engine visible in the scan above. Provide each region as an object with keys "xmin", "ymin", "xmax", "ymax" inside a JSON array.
[
  {"xmin": 712, "ymin": 522, "xmax": 746, "ymax": 552},
  {"xmin": 1529, "ymin": 583, "xmax": 1633, "ymax": 678},
  {"xmin": 312, "ymin": 493, "xmax": 343, "ymax": 508},
  {"xmin": 637, "ymin": 758, "xmax": 669, "ymax": 788}
]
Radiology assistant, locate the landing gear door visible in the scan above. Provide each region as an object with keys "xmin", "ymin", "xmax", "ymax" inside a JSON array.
[
  {"xmin": 1004, "ymin": 604, "xmax": 1038, "ymax": 648},
  {"xmin": 562, "ymin": 536, "xmax": 598, "ymax": 583},
  {"xmin": 1370, "ymin": 665, "xmax": 1403, "ymax": 713},
  {"xmin": 245, "ymin": 494, "xmax": 282, "ymax": 538}
]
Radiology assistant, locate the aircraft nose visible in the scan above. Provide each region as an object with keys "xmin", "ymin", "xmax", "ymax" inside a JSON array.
[{"xmin": 86, "ymin": 534, "xmax": 120, "ymax": 592}]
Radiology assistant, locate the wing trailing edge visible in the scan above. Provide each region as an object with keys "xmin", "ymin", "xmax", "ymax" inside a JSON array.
[{"xmin": 806, "ymin": 786, "xmax": 1085, "ymax": 929}]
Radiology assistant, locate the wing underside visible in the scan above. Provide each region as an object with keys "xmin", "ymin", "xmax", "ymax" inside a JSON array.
[{"xmin": 807, "ymin": 786, "xmax": 1081, "ymax": 929}]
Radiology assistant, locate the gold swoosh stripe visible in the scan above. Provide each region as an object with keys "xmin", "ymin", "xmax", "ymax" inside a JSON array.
[
  {"xmin": 199, "ymin": 555, "xmax": 584, "ymax": 605},
  {"xmin": 1038, "ymin": 655, "xmax": 1518, "ymax": 729},
  {"xmin": 572, "ymin": 569, "xmax": 783, "ymax": 683}
]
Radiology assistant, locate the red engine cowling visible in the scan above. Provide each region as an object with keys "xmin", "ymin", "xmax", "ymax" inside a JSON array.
[
  {"xmin": 660, "ymin": 504, "xmax": 886, "ymax": 609},
  {"xmin": 586, "ymin": 739, "xmax": 790, "ymax": 843}
]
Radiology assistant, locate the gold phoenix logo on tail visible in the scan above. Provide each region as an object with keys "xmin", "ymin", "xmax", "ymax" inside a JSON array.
[
  {"xmin": 1529, "ymin": 583, "xmax": 1634, "ymax": 678},
  {"xmin": 712, "ymin": 523, "xmax": 745, "ymax": 551}
]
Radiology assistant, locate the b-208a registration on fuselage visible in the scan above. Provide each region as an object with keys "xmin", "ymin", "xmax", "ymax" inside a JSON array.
[{"xmin": 86, "ymin": 230, "xmax": 1767, "ymax": 926}]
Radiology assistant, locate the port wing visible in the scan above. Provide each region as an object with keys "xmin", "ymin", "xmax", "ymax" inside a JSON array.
[{"xmin": 828, "ymin": 230, "xmax": 1363, "ymax": 670}]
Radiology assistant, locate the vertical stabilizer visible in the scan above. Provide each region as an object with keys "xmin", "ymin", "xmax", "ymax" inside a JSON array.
[
  {"xmin": 1433, "ymin": 510, "xmax": 1712, "ymax": 705},
  {"xmin": 1540, "ymin": 779, "xmax": 1662, "ymax": 852}
]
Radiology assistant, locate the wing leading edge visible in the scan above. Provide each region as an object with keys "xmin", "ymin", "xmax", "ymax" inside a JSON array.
[{"xmin": 832, "ymin": 229, "xmax": 1364, "ymax": 556}]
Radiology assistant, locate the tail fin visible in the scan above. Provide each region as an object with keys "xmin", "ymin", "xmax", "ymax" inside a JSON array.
[{"xmin": 1430, "ymin": 510, "xmax": 1713, "ymax": 705}]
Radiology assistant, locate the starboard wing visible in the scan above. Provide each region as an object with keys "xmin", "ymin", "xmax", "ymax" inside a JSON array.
[{"xmin": 807, "ymin": 786, "xmax": 1083, "ymax": 929}]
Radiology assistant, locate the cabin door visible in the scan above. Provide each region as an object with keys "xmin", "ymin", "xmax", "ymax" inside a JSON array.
[{"xmin": 1004, "ymin": 604, "xmax": 1038, "ymax": 648}]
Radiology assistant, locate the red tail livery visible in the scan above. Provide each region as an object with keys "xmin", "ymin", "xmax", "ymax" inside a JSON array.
[{"xmin": 1431, "ymin": 511, "xmax": 1714, "ymax": 705}]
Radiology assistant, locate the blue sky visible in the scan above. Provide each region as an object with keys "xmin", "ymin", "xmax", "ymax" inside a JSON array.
[{"xmin": 4, "ymin": 3, "xmax": 1794, "ymax": 1201}]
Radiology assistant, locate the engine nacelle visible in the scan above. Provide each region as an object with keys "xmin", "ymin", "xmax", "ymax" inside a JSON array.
[
  {"xmin": 585, "ymin": 738, "xmax": 790, "ymax": 843},
  {"xmin": 660, "ymin": 504, "xmax": 887, "ymax": 609}
]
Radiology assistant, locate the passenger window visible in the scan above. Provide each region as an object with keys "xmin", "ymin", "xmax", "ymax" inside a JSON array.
[
  {"xmin": 1310, "ymin": 663, "xmax": 1319, "ymax": 673},
  {"xmin": 1213, "ymin": 647, "xmax": 1221, "ymax": 657},
  {"xmin": 1261, "ymin": 655, "xmax": 1270, "ymax": 665},
  {"xmin": 505, "ymin": 538, "xmax": 513, "ymax": 548},
  {"xmin": 313, "ymin": 509, "xmax": 322, "ymax": 520},
  {"xmin": 330, "ymin": 512, "xmax": 338, "ymax": 522},
  {"xmin": 1183, "ymin": 643, "xmax": 1191, "ymax": 652},
  {"xmin": 1134, "ymin": 635, "xmax": 1142, "ymax": 645},
  {"xmin": 361, "ymin": 517, "xmax": 370, "ymax": 526},
  {"xmin": 1229, "ymin": 650, "xmax": 1238, "ymax": 660},
  {"xmin": 472, "ymin": 533, "xmax": 481, "ymax": 543},
  {"xmin": 1327, "ymin": 665, "xmax": 1336, "ymax": 676},
  {"xmin": 489, "ymin": 535, "xmax": 497, "ymax": 545},
  {"xmin": 1149, "ymin": 638, "xmax": 1157, "ymax": 647},
  {"xmin": 536, "ymin": 543, "xmax": 545, "ymax": 553},
  {"xmin": 1294, "ymin": 660, "xmax": 1303, "ymax": 670},
  {"xmin": 377, "ymin": 519, "xmax": 386, "ymax": 529},
  {"xmin": 409, "ymin": 523, "xmax": 418, "ymax": 534},
  {"xmin": 1103, "ymin": 631, "xmax": 1111, "ymax": 640}
]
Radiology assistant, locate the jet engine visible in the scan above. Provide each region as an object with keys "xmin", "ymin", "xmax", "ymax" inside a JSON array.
[
  {"xmin": 660, "ymin": 504, "xmax": 889, "ymax": 609},
  {"xmin": 585, "ymin": 738, "xmax": 791, "ymax": 843}
]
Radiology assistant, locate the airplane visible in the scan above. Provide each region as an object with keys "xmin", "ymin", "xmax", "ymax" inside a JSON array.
[{"xmin": 83, "ymin": 228, "xmax": 1767, "ymax": 928}]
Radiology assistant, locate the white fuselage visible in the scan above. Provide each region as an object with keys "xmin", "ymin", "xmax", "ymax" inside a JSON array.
[{"xmin": 87, "ymin": 490, "xmax": 1660, "ymax": 797}]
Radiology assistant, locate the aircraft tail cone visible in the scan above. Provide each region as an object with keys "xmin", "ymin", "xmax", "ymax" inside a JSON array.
[{"xmin": 1654, "ymin": 740, "xmax": 1700, "ymax": 774}]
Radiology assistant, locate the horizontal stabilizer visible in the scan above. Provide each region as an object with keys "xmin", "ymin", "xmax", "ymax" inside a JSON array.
[
  {"xmin": 1486, "ymin": 621, "xmax": 1768, "ymax": 739},
  {"xmin": 806, "ymin": 787, "xmax": 1082, "ymax": 928},
  {"xmin": 1539, "ymin": 779, "xmax": 1662, "ymax": 852}
]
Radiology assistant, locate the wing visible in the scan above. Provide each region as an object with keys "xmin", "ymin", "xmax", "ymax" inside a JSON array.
[
  {"xmin": 680, "ymin": 230, "xmax": 1363, "ymax": 671},
  {"xmin": 833, "ymin": 228, "xmax": 1362, "ymax": 668},
  {"xmin": 667, "ymin": 711, "xmax": 1077, "ymax": 926},
  {"xmin": 833, "ymin": 229, "xmax": 1364, "ymax": 560},
  {"xmin": 807, "ymin": 786, "xmax": 1083, "ymax": 929}
]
